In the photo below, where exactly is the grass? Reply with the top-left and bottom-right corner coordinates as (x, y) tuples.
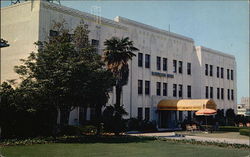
(1, 139), (249, 157)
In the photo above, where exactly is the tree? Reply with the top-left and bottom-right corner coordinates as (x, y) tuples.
(104, 37), (139, 107)
(14, 21), (114, 126)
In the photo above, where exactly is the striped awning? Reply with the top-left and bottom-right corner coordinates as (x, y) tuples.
(157, 99), (217, 111)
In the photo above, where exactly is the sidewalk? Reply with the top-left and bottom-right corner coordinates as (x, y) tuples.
(129, 132), (250, 145)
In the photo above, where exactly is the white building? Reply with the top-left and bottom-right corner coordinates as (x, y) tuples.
(1, 1), (237, 128)
(237, 97), (250, 116)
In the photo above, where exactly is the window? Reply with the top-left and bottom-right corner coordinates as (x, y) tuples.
(145, 54), (150, 68)
(221, 88), (224, 100)
(91, 39), (99, 47)
(187, 63), (191, 75)
(217, 67), (220, 78)
(178, 61), (183, 74)
(227, 89), (230, 100)
(217, 88), (220, 99)
(179, 84), (183, 97)
(138, 80), (143, 95)
(145, 108), (150, 121)
(173, 60), (177, 73)
(205, 64), (208, 76)
(210, 87), (213, 98)
(137, 108), (143, 120)
(157, 56), (161, 70)
(231, 90), (234, 100)
(179, 111), (183, 121)
(221, 67), (224, 78)
(227, 69), (230, 80)
(173, 84), (177, 97)
(138, 53), (143, 67)
(231, 70), (234, 80)
(163, 58), (167, 71)
(187, 85), (191, 98)
(205, 86), (209, 98)
(49, 30), (59, 36)
(145, 81), (150, 95)
(157, 82), (161, 96)
(210, 65), (213, 76)
(163, 83), (167, 96)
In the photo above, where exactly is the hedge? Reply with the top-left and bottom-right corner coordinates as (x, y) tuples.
(218, 126), (248, 132)
(239, 129), (250, 137)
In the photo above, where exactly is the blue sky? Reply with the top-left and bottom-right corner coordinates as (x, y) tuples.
(1, 1), (249, 103)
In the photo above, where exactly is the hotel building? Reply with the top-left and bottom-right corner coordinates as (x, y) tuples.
(1, 1), (237, 128)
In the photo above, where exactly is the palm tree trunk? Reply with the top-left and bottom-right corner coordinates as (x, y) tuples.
(115, 85), (122, 107)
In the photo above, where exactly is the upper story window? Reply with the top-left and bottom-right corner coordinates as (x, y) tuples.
(209, 65), (213, 76)
(157, 56), (161, 70)
(163, 83), (168, 96)
(231, 70), (234, 80)
(227, 69), (230, 80)
(227, 89), (230, 100)
(221, 88), (224, 100)
(217, 88), (220, 99)
(163, 58), (168, 71)
(187, 63), (191, 75)
(91, 39), (99, 47)
(205, 64), (208, 76)
(145, 54), (150, 68)
(145, 81), (150, 95)
(178, 61), (183, 74)
(157, 82), (161, 96)
(205, 86), (209, 98)
(138, 80), (143, 95)
(49, 30), (59, 37)
(187, 85), (192, 98)
(217, 67), (220, 78)
(173, 84), (177, 97)
(179, 84), (183, 97)
(138, 53), (143, 67)
(231, 89), (234, 100)
(173, 60), (177, 73)
(221, 67), (224, 78)
(210, 87), (213, 98)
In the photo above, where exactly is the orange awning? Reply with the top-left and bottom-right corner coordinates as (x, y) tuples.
(157, 99), (217, 111)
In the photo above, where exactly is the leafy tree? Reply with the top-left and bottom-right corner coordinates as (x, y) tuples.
(14, 21), (114, 126)
(226, 108), (236, 126)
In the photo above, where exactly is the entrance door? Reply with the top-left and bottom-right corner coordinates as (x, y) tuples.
(160, 111), (171, 128)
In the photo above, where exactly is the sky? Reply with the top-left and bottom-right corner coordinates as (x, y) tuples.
(1, 0), (249, 103)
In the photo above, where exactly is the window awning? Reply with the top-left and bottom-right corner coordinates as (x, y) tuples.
(157, 99), (217, 111)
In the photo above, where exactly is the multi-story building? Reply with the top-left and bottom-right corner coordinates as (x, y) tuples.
(1, 0), (237, 128)
(237, 97), (250, 116)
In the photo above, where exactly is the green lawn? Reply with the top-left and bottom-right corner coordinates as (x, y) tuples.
(1, 140), (248, 157)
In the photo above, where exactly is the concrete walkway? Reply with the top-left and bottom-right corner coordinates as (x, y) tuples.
(129, 132), (250, 145)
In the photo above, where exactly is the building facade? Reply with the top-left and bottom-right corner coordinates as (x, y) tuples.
(237, 97), (250, 116)
(1, 1), (237, 127)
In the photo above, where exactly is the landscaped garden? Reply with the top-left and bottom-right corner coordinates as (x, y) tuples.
(0, 136), (249, 157)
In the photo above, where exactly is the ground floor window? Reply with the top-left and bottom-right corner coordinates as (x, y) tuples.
(145, 108), (150, 121)
(138, 107), (143, 120)
(179, 111), (183, 121)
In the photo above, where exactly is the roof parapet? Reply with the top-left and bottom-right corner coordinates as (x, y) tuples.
(196, 46), (235, 59)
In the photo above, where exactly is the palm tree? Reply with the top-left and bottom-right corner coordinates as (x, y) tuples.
(104, 37), (139, 107)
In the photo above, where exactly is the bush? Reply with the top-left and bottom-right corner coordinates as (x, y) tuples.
(59, 125), (80, 136)
(127, 118), (156, 132)
(239, 129), (250, 137)
(80, 125), (97, 135)
(219, 126), (249, 132)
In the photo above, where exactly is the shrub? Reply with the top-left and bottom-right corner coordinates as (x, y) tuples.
(239, 129), (250, 137)
(219, 126), (240, 132)
(126, 118), (156, 132)
(59, 125), (80, 136)
(80, 125), (97, 135)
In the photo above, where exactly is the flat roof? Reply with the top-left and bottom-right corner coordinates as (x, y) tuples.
(196, 46), (235, 59)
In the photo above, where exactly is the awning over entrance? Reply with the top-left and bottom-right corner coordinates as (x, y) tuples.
(157, 99), (217, 111)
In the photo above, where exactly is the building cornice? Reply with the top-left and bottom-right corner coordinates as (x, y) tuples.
(114, 16), (194, 43)
(196, 46), (235, 59)
(40, 1), (127, 30)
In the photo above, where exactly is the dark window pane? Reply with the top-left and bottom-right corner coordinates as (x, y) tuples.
(163, 58), (167, 71)
(227, 69), (230, 80)
(157, 56), (161, 70)
(231, 90), (234, 100)
(231, 70), (234, 80)
(221, 88), (224, 99)
(145, 81), (150, 95)
(217, 67), (220, 78)
(179, 84), (183, 97)
(205, 64), (208, 76)
(173, 84), (177, 97)
(145, 108), (150, 121)
(157, 82), (161, 96)
(187, 85), (191, 98)
(173, 60), (177, 73)
(210, 87), (213, 98)
(138, 53), (143, 67)
(163, 83), (167, 96)
(210, 65), (213, 76)
(217, 88), (220, 99)
(178, 61), (183, 74)
(221, 67), (224, 78)
(138, 80), (143, 94)
(145, 54), (150, 68)
(187, 63), (191, 75)
(205, 86), (209, 98)
(138, 108), (143, 120)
